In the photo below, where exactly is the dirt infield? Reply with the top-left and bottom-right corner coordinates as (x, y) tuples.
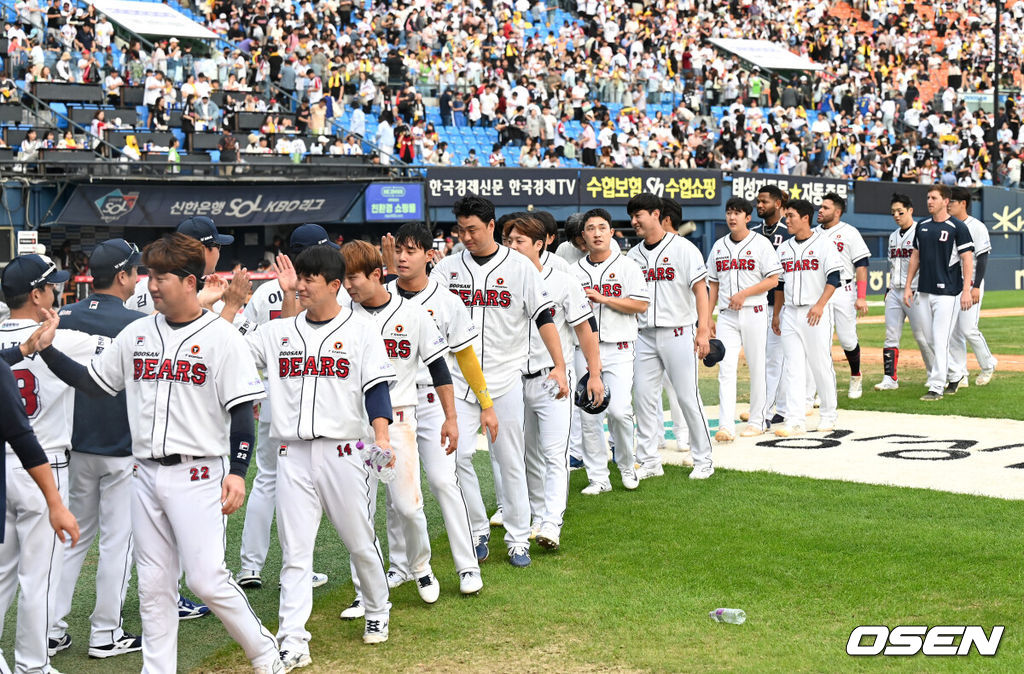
(859, 306), (1024, 324)
(832, 345), (1024, 372)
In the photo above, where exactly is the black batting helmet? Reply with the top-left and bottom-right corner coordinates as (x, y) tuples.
(574, 372), (610, 414)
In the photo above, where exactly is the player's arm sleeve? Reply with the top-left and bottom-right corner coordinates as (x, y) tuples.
(228, 402), (256, 478)
(417, 310), (449, 366)
(688, 246), (709, 288)
(955, 221), (974, 253)
(974, 252), (988, 282)
(360, 331), (398, 392)
(0, 361), (48, 470)
(364, 381), (393, 423)
(564, 281), (594, 326)
(853, 258), (869, 268)
(39, 346), (112, 396)
(427, 357), (452, 387)
(454, 345), (493, 409)
(0, 346), (24, 365)
(523, 263), (556, 319)
(826, 271), (842, 288)
(216, 330), (267, 410)
(850, 230), (871, 263)
(975, 226), (992, 256)
(534, 310), (554, 329)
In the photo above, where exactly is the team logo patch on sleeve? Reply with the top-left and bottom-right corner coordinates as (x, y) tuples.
(279, 444), (288, 456)
(89, 300), (99, 309)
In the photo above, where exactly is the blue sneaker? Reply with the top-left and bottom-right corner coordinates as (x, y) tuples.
(568, 456), (584, 470)
(475, 533), (489, 562)
(178, 594), (210, 620)
(508, 544), (531, 568)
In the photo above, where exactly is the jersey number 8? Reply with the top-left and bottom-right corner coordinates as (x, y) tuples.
(14, 370), (40, 419)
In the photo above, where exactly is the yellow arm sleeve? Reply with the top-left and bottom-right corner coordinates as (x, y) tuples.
(454, 345), (493, 410)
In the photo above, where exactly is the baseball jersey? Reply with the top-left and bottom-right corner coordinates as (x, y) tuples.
(88, 311), (265, 460)
(526, 266), (593, 373)
(244, 278), (352, 325)
(555, 238), (619, 266)
(962, 215), (991, 285)
(431, 246), (555, 399)
(0, 320), (107, 453)
(387, 278), (478, 390)
(913, 216), (974, 295)
(540, 249), (571, 273)
(627, 232), (705, 329)
(751, 220), (792, 250)
(776, 231), (844, 306)
(886, 224), (918, 290)
(706, 231), (783, 310)
(571, 249), (650, 342)
(349, 294), (449, 408)
(814, 220), (870, 282)
(128, 277), (248, 328)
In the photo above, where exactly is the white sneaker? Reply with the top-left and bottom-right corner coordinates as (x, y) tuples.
(874, 376), (898, 391)
(362, 618), (389, 644)
(311, 572), (328, 588)
(679, 452), (694, 467)
(620, 468), (639, 490)
(459, 571), (483, 594)
(489, 508), (504, 527)
(739, 425), (763, 437)
(977, 361), (997, 386)
(339, 599), (364, 620)
(415, 572), (440, 604)
(529, 519), (542, 540)
(848, 375), (863, 399)
(817, 420), (836, 433)
(385, 569), (407, 589)
(253, 658), (285, 674)
(714, 428), (734, 443)
(774, 424), (806, 437)
(280, 650), (312, 672)
(581, 480), (611, 495)
(636, 464), (664, 480)
(689, 465), (715, 480)
(536, 522), (560, 550)
(236, 568), (262, 588)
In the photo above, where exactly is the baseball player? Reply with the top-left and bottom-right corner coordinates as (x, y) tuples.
(431, 195), (567, 568)
(656, 198), (689, 451)
(48, 240), (145, 660)
(771, 199), (843, 437)
(814, 192), (871, 399)
(946, 187), (997, 388)
(706, 197), (782, 441)
(36, 234), (284, 674)
(751, 185), (792, 425)
(503, 214), (602, 549)
(244, 244), (398, 665)
(875, 194), (936, 390)
(534, 210), (573, 274)
(624, 194), (714, 480)
(554, 213), (588, 471)
(572, 207), (650, 492)
(234, 224), (346, 590)
(904, 185), (975, 401)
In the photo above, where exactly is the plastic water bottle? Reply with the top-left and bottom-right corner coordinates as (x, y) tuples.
(357, 441), (396, 483)
(709, 608), (746, 624)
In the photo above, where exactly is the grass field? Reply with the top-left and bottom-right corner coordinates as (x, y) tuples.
(4, 294), (1022, 672)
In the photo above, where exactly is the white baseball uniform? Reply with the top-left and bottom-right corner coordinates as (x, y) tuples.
(0, 322), (104, 674)
(431, 246), (555, 549)
(884, 223), (936, 375)
(707, 231), (783, 434)
(347, 294), (448, 596)
(384, 278), (479, 579)
(751, 220), (791, 419)
(236, 279), (350, 577)
(540, 249), (571, 274)
(555, 241), (585, 266)
(776, 232), (843, 428)
(87, 311), (279, 673)
(814, 220), (870, 352)
(244, 308), (396, 657)
(572, 249), (649, 483)
(947, 214), (995, 381)
(626, 233), (713, 471)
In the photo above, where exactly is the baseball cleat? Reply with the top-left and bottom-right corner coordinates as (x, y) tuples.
(813, 395), (821, 408)
(770, 413), (785, 425)
(312, 572), (329, 588)
(848, 375), (863, 399)
(340, 599), (364, 620)
(739, 425), (764, 437)
(48, 633), (72, 656)
(774, 424), (806, 437)
(177, 595), (210, 620)
(529, 519), (542, 540)
(536, 523), (560, 550)
(489, 508), (504, 528)
(508, 544), (531, 568)
(689, 465), (715, 480)
(817, 421), (836, 433)
(385, 569), (408, 589)
(416, 573), (440, 604)
(581, 480), (611, 495)
(874, 377), (899, 391)
(459, 571), (483, 594)
(279, 650), (312, 672)
(739, 411), (750, 422)
(620, 468), (639, 490)
(976, 366), (995, 386)
(88, 632), (142, 659)
(236, 569), (262, 589)
(475, 533), (490, 562)
(253, 657), (285, 674)
(944, 378), (963, 395)
(636, 464), (664, 480)
(568, 455), (584, 470)
(920, 391), (944, 401)
(714, 429), (735, 443)
(362, 619), (389, 644)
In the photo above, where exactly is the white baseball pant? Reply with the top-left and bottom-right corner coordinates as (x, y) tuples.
(582, 344), (636, 483)
(830, 282), (859, 350)
(662, 374), (687, 446)
(132, 456), (279, 674)
(352, 410), (431, 592)
(948, 287), (995, 381)
(238, 400), (276, 575)
(569, 348), (585, 461)
(51, 452), (134, 647)
(0, 452), (68, 674)
(634, 327), (713, 470)
(386, 386), (478, 577)
(765, 324), (786, 418)
(277, 439), (389, 656)
(454, 380), (531, 547)
(524, 370), (572, 530)
(717, 306), (770, 435)
(884, 289), (935, 373)
(918, 293), (959, 393)
(780, 306), (838, 428)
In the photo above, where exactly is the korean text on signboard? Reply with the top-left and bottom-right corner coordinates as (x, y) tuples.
(732, 172), (848, 206)
(582, 170), (721, 205)
(427, 168), (579, 206)
(365, 182), (424, 221)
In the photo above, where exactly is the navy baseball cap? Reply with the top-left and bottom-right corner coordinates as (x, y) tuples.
(1, 254), (70, 297)
(290, 224), (339, 253)
(177, 216), (234, 247)
(90, 238), (141, 278)
(702, 338), (726, 367)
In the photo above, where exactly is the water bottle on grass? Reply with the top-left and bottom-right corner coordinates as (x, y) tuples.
(709, 608), (746, 624)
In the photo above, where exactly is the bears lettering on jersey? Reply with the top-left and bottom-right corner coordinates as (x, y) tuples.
(277, 356), (352, 378)
(384, 339), (413, 359)
(451, 288), (513, 308)
(889, 247), (913, 259)
(589, 283), (623, 297)
(714, 259), (757, 272)
(643, 267), (676, 281)
(133, 358), (208, 385)
(782, 259), (820, 272)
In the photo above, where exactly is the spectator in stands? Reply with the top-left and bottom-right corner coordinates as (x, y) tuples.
(196, 95), (219, 131)
(218, 129), (239, 175)
(167, 137), (181, 173)
(375, 113), (394, 165)
(489, 142), (505, 167)
(103, 68), (123, 106)
(343, 135), (362, 155)
(295, 100), (310, 133)
(57, 130), (76, 149)
(310, 100), (328, 136)
(120, 134), (140, 162)
(349, 101), (365, 138)
(464, 148), (479, 167)
(18, 129), (39, 164)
